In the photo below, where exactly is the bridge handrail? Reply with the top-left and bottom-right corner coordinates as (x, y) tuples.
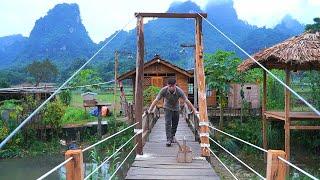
(108, 143), (138, 180)
(209, 137), (266, 179)
(278, 157), (319, 180)
(84, 131), (141, 180)
(37, 157), (73, 180)
(83, 122), (138, 152)
(208, 125), (267, 153)
(37, 122), (138, 179)
(208, 148), (239, 180)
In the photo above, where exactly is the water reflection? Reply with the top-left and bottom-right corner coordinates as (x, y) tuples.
(0, 155), (110, 180)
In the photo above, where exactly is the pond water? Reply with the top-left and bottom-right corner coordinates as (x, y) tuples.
(0, 155), (110, 180)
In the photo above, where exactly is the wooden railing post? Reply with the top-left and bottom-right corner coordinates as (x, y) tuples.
(65, 149), (84, 180)
(266, 150), (286, 180)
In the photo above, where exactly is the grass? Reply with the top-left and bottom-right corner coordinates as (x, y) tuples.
(70, 91), (122, 108)
(61, 106), (96, 125)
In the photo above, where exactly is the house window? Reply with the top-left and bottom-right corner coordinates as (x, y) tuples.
(206, 89), (212, 96)
(188, 83), (194, 94)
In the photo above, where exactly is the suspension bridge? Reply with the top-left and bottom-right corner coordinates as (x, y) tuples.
(1, 12), (319, 180)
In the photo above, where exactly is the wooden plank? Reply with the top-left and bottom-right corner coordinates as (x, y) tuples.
(195, 16), (210, 157)
(126, 114), (219, 179)
(135, 15), (144, 155)
(290, 126), (320, 130)
(128, 167), (217, 176)
(134, 12), (207, 18)
(126, 175), (219, 180)
(265, 111), (320, 120)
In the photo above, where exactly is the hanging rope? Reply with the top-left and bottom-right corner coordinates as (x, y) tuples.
(209, 137), (266, 180)
(108, 143), (138, 180)
(197, 13), (320, 116)
(278, 157), (319, 180)
(209, 125), (267, 153)
(84, 132), (140, 180)
(208, 148), (239, 180)
(0, 17), (135, 149)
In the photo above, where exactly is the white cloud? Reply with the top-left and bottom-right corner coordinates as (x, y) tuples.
(233, 0), (320, 28)
(0, 0), (318, 43)
(0, 0), (208, 42)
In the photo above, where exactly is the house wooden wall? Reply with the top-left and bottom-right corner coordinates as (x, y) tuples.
(228, 83), (260, 108)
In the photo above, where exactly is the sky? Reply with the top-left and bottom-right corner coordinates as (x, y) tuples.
(0, 0), (319, 43)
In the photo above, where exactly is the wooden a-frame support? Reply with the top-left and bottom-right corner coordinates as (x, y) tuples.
(134, 12), (209, 156)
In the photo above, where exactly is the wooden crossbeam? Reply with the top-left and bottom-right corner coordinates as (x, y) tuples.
(135, 12), (207, 18)
(290, 126), (320, 130)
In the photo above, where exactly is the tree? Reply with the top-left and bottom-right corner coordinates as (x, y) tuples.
(305, 17), (320, 33)
(25, 59), (58, 86)
(70, 69), (102, 89)
(0, 78), (10, 88)
(205, 50), (242, 128)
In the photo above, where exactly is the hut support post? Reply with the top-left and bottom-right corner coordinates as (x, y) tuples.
(195, 17), (210, 157)
(262, 70), (268, 160)
(114, 51), (119, 117)
(135, 15), (144, 155)
(284, 68), (291, 160)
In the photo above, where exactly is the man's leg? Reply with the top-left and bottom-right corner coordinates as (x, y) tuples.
(164, 109), (172, 146)
(171, 110), (179, 142)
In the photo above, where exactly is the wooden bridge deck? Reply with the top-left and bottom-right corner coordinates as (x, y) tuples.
(126, 114), (219, 179)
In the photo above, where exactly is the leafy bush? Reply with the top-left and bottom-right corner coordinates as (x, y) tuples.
(59, 89), (72, 105)
(42, 99), (66, 131)
(143, 86), (160, 106)
(0, 121), (9, 141)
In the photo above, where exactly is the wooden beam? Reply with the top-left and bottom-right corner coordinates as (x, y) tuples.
(65, 149), (84, 180)
(266, 150), (287, 180)
(290, 126), (320, 130)
(195, 17), (209, 157)
(284, 68), (291, 160)
(262, 70), (268, 159)
(134, 12), (207, 18)
(114, 51), (119, 116)
(135, 15), (144, 155)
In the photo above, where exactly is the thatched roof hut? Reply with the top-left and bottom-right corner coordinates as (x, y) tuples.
(237, 31), (320, 161)
(238, 32), (320, 72)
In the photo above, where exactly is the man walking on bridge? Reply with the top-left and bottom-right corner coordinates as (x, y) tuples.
(148, 78), (197, 147)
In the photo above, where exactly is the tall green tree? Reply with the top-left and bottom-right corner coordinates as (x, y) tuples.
(70, 69), (102, 88)
(205, 50), (242, 128)
(25, 59), (58, 86)
(305, 17), (320, 32)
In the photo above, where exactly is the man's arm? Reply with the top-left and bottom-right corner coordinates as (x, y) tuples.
(185, 98), (197, 114)
(178, 87), (197, 114)
(148, 98), (159, 113)
(147, 88), (164, 113)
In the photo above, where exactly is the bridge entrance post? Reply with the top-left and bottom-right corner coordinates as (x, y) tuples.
(195, 16), (210, 157)
(135, 15), (144, 155)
